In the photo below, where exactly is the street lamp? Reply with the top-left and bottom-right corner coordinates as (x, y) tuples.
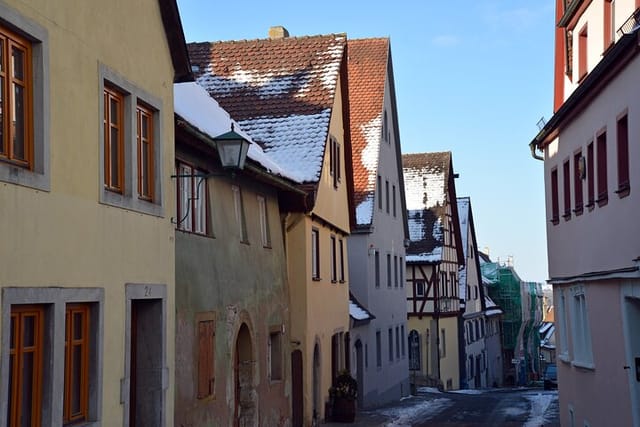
(212, 123), (251, 170)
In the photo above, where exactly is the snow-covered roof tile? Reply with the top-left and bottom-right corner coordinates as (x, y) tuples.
(347, 38), (389, 226)
(403, 152), (451, 262)
(349, 293), (375, 323)
(173, 82), (301, 183)
(188, 34), (346, 184)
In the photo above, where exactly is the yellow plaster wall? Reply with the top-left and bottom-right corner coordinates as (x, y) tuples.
(0, 0), (176, 421)
(439, 316), (460, 390)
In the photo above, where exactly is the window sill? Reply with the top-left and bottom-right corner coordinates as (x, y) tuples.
(176, 228), (213, 238)
(585, 201), (595, 211)
(263, 244), (272, 249)
(571, 360), (595, 370)
(615, 184), (630, 198)
(339, 280), (346, 284)
(562, 212), (572, 221)
(573, 207), (583, 216)
(312, 277), (321, 282)
(331, 280), (337, 284)
(597, 195), (608, 207)
(550, 217), (559, 225)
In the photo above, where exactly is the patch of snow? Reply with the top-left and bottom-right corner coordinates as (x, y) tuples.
(449, 389), (486, 395)
(380, 398), (453, 427)
(417, 387), (443, 394)
(403, 166), (445, 210)
(349, 300), (371, 321)
(503, 406), (528, 417)
(406, 247), (443, 263)
(523, 392), (555, 427)
(237, 109), (332, 183)
(356, 195), (374, 225)
(319, 42), (344, 90)
(173, 82), (300, 183)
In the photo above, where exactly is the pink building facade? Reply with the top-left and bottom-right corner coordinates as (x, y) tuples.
(530, 1), (640, 426)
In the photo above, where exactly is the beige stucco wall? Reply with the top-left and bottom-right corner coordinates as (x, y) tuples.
(286, 75), (351, 424)
(0, 0), (175, 423)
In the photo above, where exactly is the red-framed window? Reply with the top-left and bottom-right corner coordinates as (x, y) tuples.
(587, 142), (595, 208)
(103, 86), (124, 193)
(604, 0), (614, 49)
(563, 159), (571, 220)
(578, 25), (588, 80)
(616, 114), (630, 197)
(551, 168), (559, 224)
(573, 152), (584, 215)
(597, 131), (608, 206)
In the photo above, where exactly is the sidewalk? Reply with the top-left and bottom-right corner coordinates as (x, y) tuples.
(323, 411), (390, 427)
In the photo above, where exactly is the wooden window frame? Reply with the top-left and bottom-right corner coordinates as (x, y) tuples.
(586, 142), (595, 209)
(311, 228), (320, 280)
(257, 195), (271, 248)
(196, 314), (215, 399)
(136, 103), (154, 201)
(573, 151), (584, 215)
(329, 137), (341, 188)
(338, 239), (345, 283)
(596, 130), (608, 207)
(330, 235), (337, 283)
(175, 160), (208, 235)
(604, 0), (613, 49)
(0, 27), (33, 168)
(415, 280), (425, 297)
(8, 305), (44, 427)
(578, 25), (588, 81)
(232, 185), (248, 243)
(563, 159), (572, 220)
(616, 113), (630, 198)
(550, 167), (560, 224)
(64, 304), (90, 424)
(103, 85), (125, 193)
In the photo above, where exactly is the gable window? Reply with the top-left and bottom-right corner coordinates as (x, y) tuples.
(232, 185), (248, 242)
(616, 113), (630, 197)
(330, 235), (337, 283)
(104, 86), (124, 193)
(578, 25), (588, 80)
(573, 152), (584, 215)
(329, 137), (341, 188)
(197, 316), (215, 399)
(338, 238), (345, 282)
(563, 159), (571, 220)
(257, 195), (271, 247)
(392, 184), (397, 217)
(176, 161), (208, 235)
(136, 103), (154, 201)
(550, 168), (559, 224)
(597, 131), (608, 206)
(8, 305), (44, 426)
(586, 142), (595, 208)
(377, 175), (382, 209)
(0, 27), (31, 168)
(311, 228), (320, 280)
(385, 180), (390, 214)
(64, 304), (91, 424)
(374, 250), (380, 288)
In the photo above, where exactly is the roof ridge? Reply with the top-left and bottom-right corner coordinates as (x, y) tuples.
(193, 32), (347, 45)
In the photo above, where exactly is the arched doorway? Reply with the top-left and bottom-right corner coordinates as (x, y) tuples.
(235, 323), (256, 427)
(312, 343), (320, 422)
(354, 340), (364, 408)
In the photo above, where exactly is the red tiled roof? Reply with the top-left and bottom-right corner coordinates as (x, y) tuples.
(187, 34), (346, 183)
(347, 38), (389, 225)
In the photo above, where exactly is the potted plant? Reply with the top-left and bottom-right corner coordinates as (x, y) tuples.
(329, 370), (357, 422)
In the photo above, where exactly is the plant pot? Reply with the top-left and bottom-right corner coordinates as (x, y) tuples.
(332, 397), (356, 423)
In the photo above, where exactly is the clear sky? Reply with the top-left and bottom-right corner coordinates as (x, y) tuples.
(175, 0), (555, 283)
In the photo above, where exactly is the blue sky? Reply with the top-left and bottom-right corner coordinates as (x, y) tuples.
(176, 0), (555, 283)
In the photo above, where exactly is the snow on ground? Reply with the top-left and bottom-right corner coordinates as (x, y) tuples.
(449, 389), (487, 395)
(523, 392), (556, 427)
(417, 387), (442, 394)
(378, 398), (453, 427)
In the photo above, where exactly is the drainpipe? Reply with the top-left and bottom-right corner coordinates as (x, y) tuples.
(530, 142), (544, 161)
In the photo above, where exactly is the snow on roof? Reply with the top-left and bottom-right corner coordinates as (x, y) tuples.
(485, 295), (503, 316)
(354, 114), (382, 225)
(173, 82), (301, 183)
(349, 294), (375, 322)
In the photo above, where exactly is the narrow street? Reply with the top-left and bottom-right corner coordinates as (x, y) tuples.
(346, 387), (559, 427)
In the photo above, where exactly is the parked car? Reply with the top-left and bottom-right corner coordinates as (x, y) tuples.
(544, 364), (558, 390)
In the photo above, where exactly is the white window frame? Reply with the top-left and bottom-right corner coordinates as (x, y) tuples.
(257, 195), (271, 247)
(570, 284), (594, 368)
(232, 185), (248, 243)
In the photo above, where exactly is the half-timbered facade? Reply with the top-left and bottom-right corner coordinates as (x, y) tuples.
(188, 29), (352, 425)
(402, 152), (464, 390)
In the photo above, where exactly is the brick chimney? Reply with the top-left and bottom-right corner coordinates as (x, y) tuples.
(269, 26), (289, 39)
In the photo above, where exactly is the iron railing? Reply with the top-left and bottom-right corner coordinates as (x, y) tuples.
(617, 8), (640, 37)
